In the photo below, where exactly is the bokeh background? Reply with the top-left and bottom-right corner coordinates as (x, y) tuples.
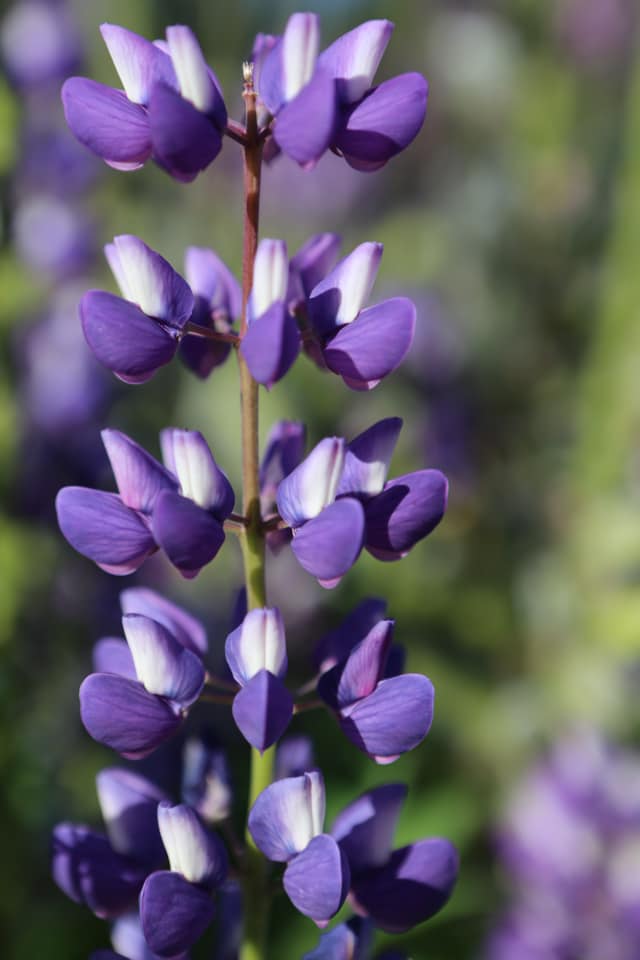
(1, 0), (640, 957)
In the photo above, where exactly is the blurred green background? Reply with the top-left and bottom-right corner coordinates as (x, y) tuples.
(1, 0), (640, 957)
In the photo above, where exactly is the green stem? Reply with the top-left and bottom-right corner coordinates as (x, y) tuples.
(237, 63), (273, 960)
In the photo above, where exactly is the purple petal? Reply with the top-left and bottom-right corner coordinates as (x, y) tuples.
(61, 77), (152, 165)
(318, 620), (394, 710)
(56, 487), (156, 575)
(288, 233), (342, 302)
(225, 607), (287, 685)
(340, 674), (434, 761)
(335, 73), (428, 171)
(319, 20), (394, 104)
(122, 614), (204, 705)
(303, 917), (373, 960)
(256, 36), (285, 114)
(232, 670), (293, 752)
(275, 735), (316, 781)
(281, 13), (320, 101)
(148, 81), (222, 182)
(100, 24), (175, 105)
(140, 870), (215, 957)
(351, 838), (458, 932)
(151, 489), (225, 579)
(166, 25), (225, 119)
(120, 587), (208, 656)
(96, 768), (167, 866)
(248, 239), (289, 320)
(308, 242), (382, 336)
(182, 739), (232, 823)
(81, 290), (178, 383)
(52, 823), (146, 918)
(157, 802), (227, 888)
(102, 428), (176, 513)
(291, 498), (364, 584)
(314, 597), (387, 672)
(260, 420), (307, 508)
(159, 428), (234, 518)
(80, 674), (181, 759)
(332, 784), (408, 873)
(184, 245), (241, 318)
(93, 638), (137, 680)
(337, 417), (402, 499)
(324, 298), (416, 390)
(111, 912), (183, 960)
(276, 437), (345, 528)
(105, 235), (194, 328)
(248, 771), (325, 861)
(179, 320), (231, 379)
(364, 470), (448, 559)
(283, 834), (350, 925)
(240, 301), (300, 388)
(274, 67), (337, 168)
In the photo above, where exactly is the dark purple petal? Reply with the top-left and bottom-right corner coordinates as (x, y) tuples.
(52, 823), (146, 918)
(232, 670), (293, 752)
(96, 768), (168, 866)
(81, 290), (178, 383)
(332, 784), (408, 874)
(303, 917), (373, 960)
(291, 498), (364, 584)
(288, 233), (341, 303)
(93, 638), (137, 680)
(274, 67), (337, 168)
(314, 597), (387, 672)
(283, 834), (350, 925)
(56, 487), (156, 575)
(122, 615), (205, 705)
(240, 301), (300, 388)
(80, 674), (181, 759)
(102, 428), (176, 513)
(260, 420), (307, 509)
(120, 586), (208, 656)
(151, 490), (225, 579)
(308, 242), (382, 337)
(319, 20), (394, 105)
(318, 620), (394, 710)
(158, 802), (227, 888)
(339, 674), (434, 761)
(351, 838), (458, 932)
(61, 77), (152, 165)
(364, 470), (448, 560)
(335, 73), (428, 171)
(184, 246), (241, 317)
(324, 298), (416, 390)
(182, 739), (232, 823)
(140, 870), (215, 957)
(248, 771), (325, 862)
(337, 417), (402, 499)
(179, 324), (231, 379)
(275, 735), (316, 780)
(149, 81), (222, 182)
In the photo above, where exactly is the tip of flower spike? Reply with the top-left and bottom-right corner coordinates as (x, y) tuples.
(243, 60), (254, 85)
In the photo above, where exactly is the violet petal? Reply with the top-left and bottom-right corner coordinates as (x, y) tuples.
(140, 870), (215, 957)
(105, 234), (194, 328)
(148, 81), (222, 183)
(61, 77), (152, 164)
(276, 437), (345, 528)
(308, 241), (383, 336)
(101, 428), (176, 513)
(314, 596), (387, 672)
(92, 637), (137, 680)
(337, 417), (402, 500)
(248, 771), (325, 862)
(225, 607), (287, 685)
(339, 674), (434, 761)
(157, 802), (227, 888)
(332, 784), (408, 873)
(274, 67), (337, 168)
(100, 24), (175, 105)
(319, 20), (394, 105)
(160, 428), (234, 518)
(120, 586), (208, 657)
(283, 834), (350, 925)
(151, 489), (225, 579)
(318, 620), (394, 710)
(232, 670), (293, 752)
(364, 470), (448, 559)
(122, 614), (205, 705)
(288, 233), (342, 303)
(96, 767), (168, 866)
(291, 498), (365, 583)
(240, 301), (300, 388)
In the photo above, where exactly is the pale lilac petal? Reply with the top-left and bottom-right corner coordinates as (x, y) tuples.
(157, 802), (227, 887)
(120, 587), (207, 656)
(140, 870), (215, 957)
(281, 13), (319, 101)
(101, 428), (176, 513)
(248, 771), (325, 861)
(291, 498), (364, 583)
(80, 291), (179, 383)
(151, 489), (225, 578)
(56, 487), (156, 575)
(288, 233), (341, 302)
(324, 298), (416, 389)
(184, 246), (241, 318)
(364, 470), (448, 560)
(283, 834), (350, 924)
(256, 35), (284, 114)
(122, 614), (205, 705)
(61, 77), (152, 164)
(232, 670), (293, 752)
(337, 417), (402, 499)
(92, 638), (136, 680)
(260, 420), (306, 507)
(314, 597), (387, 672)
(241, 300), (300, 388)
(166, 25), (224, 118)
(225, 607), (287, 685)
(319, 20), (394, 104)
(100, 24), (175, 105)
(107, 235), (194, 327)
(318, 620), (394, 710)
(332, 784), (408, 872)
(351, 838), (458, 932)
(149, 81), (222, 182)
(336, 73), (428, 171)
(276, 437), (345, 527)
(96, 768), (167, 865)
(249, 239), (289, 320)
(159, 428), (234, 517)
(79, 674), (181, 759)
(309, 242), (382, 336)
(340, 674), (434, 761)
(273, 66), (336, 168)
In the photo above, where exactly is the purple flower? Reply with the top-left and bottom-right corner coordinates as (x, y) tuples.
(314, 597), (387, 673)
(318, 619), (434, 764)
(81, 235), (194, 384)
(181, 738), (233, 824)
(259, 419), (306, 552)
(140, 802), (227, 956)
(62, 23), (227, 181)
(56, 427), (234, 578)
(332, 784), (458, 932)
(303, 916), (373, 959)
(248, 771), (350, 925)
(225, 607), (293, 752)
(179, 245), (241, 378)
